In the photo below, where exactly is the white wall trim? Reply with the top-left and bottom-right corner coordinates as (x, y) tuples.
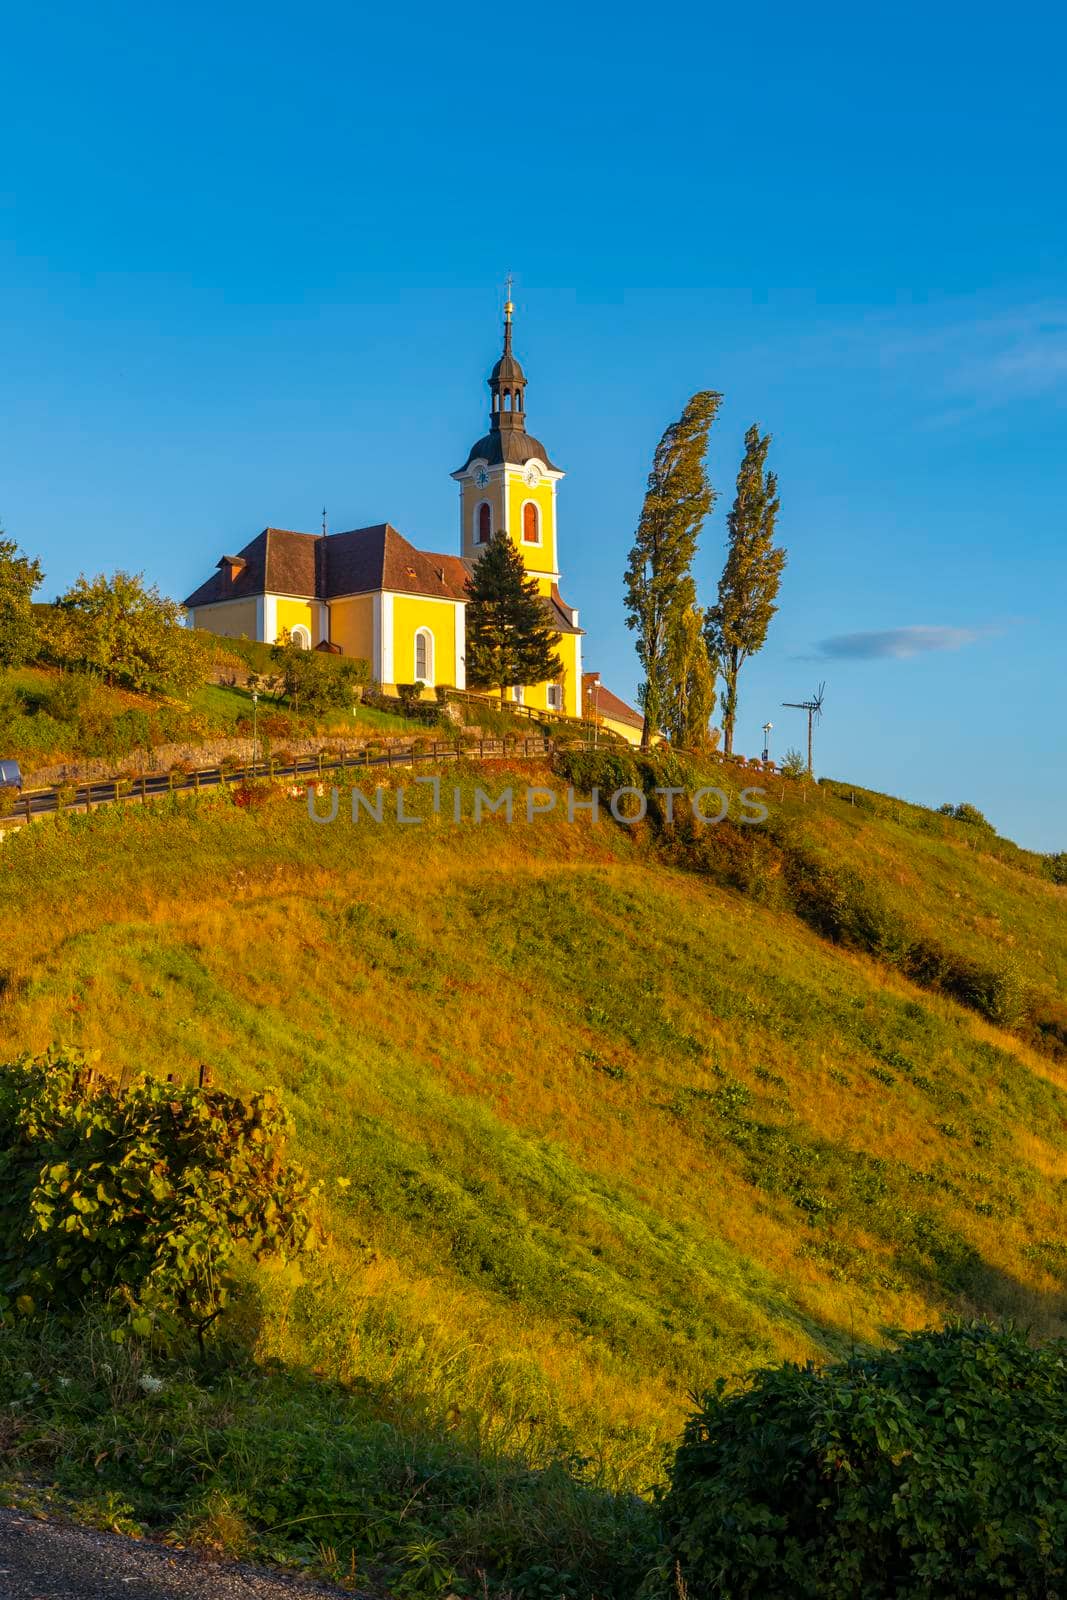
(454, 602), (466, 689)
(263, 594), (278, 644)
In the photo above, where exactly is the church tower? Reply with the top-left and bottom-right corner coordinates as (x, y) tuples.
(451, 291), (583, 717)
(452, 292), (565, 599)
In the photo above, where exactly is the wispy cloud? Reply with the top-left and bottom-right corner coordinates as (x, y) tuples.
(812, 624), (990, 661)
(758, 298), (1067, 428)
(871, 302), (1067, 426)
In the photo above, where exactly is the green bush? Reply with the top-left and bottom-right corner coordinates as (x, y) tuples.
(940, 800), (995, 831)
(396, 682), (424, 713)
(664, 1322), (1067, 1599)
(0, 785), (17, 818)
(1046, 851), (1067, 886)
(0, 1050), (319, 1347)
(553, 747), (638, 794)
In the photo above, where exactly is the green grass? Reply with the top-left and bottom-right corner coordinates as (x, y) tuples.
(0, 756), (1064, 1592)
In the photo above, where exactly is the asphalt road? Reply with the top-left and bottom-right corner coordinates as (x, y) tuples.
(0, 1511), (351, 1600)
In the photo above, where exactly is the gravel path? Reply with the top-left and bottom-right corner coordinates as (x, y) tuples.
(0, 1511), (352, 1600)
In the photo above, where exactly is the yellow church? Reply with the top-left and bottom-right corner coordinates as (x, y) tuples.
(185, 298), (585, 718)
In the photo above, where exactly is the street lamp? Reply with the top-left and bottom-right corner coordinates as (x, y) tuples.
(761, 721), (773, 763)
(252, 690), (259, 772)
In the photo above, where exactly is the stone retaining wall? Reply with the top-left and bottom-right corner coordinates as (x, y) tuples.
(23, 732), (425, 790)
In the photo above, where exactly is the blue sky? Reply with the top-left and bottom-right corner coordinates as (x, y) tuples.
(2, 2), (1064, 849)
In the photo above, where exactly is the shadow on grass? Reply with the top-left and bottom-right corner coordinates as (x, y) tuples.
(0, 1295), (661, 1600)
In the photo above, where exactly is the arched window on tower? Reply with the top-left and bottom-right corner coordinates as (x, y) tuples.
(477, 502), (491, 543)
(523, 501), (540, 544)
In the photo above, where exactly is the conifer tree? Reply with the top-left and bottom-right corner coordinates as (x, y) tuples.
(624, 391), (722, 747)
(464, 532), (563, 706)
(705, 425), (786, 755)
(663, 602), (718, 749)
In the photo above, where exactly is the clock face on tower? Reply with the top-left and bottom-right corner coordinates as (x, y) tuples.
(474, 466), (490, 488)
(523, 464), (542, 487)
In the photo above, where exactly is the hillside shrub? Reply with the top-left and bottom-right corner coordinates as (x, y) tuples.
(0, 1050), (319, 1347)
(396, 682), (424, 713)
(1046, 851), (1067, 886)
(553, 747), (638, 794)
(664, 1322), (1067, 1599)
(940, 801), (995, 831)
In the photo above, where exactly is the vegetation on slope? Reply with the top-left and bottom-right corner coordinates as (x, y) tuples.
(0, 754), (1064, 1591)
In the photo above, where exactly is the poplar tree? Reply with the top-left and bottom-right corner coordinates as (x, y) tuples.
(706, 424), (786, 755)
(624, 391), (722, 747)
(663, 603), (718, 749)
(464, 532), (563, 706)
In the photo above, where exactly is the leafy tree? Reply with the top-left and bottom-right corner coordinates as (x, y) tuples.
(624, 393), (721, 747)
(0, 1049), (319, 1349)
(939, 800), (994, 831)
(705, 424), (786, 755)
(270, 633), (366, 714)
(663, 603), (717, 749)
(0, 530), (44, 669)
(1046, 851), (1067, 886)
(41, 571), (207, 696)
(664, 1321), (1067, 1599)
(464, 531), (563, 706)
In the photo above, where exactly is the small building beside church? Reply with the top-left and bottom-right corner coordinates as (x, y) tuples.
(582, 672), (645, 746)
(185, 299), (584, 717)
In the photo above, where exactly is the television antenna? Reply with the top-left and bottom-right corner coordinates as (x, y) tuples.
(782, 683), (825, 777)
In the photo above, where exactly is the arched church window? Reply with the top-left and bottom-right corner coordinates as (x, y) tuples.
(415, 628), (433, 683)
(290, 625), (311, 650)
(523, 502), (540, 543)
(477, 502), (491, 543)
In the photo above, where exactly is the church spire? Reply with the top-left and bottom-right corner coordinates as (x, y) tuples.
(489, 278), (526, 432)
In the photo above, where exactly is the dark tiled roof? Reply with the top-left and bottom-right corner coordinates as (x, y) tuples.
(545, 595), (582, 636)
(185, 525), (470, 609)
(456, 430), (560, 472)
(185, 529), (271, 608)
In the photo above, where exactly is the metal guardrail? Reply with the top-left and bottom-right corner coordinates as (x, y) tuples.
(1, 735), (785, 831)
(1, 736), (554, 826)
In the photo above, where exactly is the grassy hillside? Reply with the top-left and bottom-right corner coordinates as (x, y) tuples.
(1, 754), (1064, 1589)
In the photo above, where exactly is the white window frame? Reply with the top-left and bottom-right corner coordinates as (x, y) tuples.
(414, 627), (434, 684)
(290, 624), (311, 650)
(520, 498), (542, 546)
(547, 683), (562, 710)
